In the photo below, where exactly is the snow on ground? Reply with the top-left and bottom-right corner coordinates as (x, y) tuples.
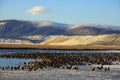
(0, 65), (120, 80)
(0, 39), (32, 44)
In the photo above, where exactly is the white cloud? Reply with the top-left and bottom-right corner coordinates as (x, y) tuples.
(27, 6), (45, 15)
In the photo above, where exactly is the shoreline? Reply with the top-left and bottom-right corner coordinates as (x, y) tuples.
(0, 44), (120, 50)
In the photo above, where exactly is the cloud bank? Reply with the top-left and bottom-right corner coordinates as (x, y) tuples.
(27, 6), (45, 15)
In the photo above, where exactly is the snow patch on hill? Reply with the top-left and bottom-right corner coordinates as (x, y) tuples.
(0, 22), (7, 26)
(0, 38), (32, 44)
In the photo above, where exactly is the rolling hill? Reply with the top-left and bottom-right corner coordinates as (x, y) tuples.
(40, 34), (120, 46)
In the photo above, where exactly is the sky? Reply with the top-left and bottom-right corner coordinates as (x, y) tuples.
(0, 0), (120, 25)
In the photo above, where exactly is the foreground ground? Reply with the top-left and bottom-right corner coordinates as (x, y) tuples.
(0, 50), (120, 80)
(0, 65), (120, 80)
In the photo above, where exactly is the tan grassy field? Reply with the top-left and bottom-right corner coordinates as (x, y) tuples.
(0, 44), (120, 50)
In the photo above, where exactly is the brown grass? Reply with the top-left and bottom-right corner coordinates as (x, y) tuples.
(0, 44), (120, 50)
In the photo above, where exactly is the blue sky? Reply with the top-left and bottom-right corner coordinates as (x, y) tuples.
(0, 0), (120, 25)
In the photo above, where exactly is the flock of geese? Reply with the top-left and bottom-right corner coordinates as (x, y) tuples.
(0, 53), (120, 71)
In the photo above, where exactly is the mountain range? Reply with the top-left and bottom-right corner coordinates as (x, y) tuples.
(0, 20), (120, 38)
(0, 20), (120, 45)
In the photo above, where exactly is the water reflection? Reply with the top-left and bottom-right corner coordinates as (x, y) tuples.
(0, 58), (32, 67)
(0, 49), (120, 55)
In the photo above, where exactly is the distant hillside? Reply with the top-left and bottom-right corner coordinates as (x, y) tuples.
(0, 20), (68, 38)
(67, 24), (120, 35)
(0, 20), (120, 38)
(40, 34), (120, 46)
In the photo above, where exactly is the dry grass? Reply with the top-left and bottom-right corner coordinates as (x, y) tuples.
(0, 44), (120, 50)
(40, 34), (120, 45)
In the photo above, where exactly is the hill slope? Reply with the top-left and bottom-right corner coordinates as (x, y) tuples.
(40, 34), (120, 46)
(0, 20), (68, 38)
